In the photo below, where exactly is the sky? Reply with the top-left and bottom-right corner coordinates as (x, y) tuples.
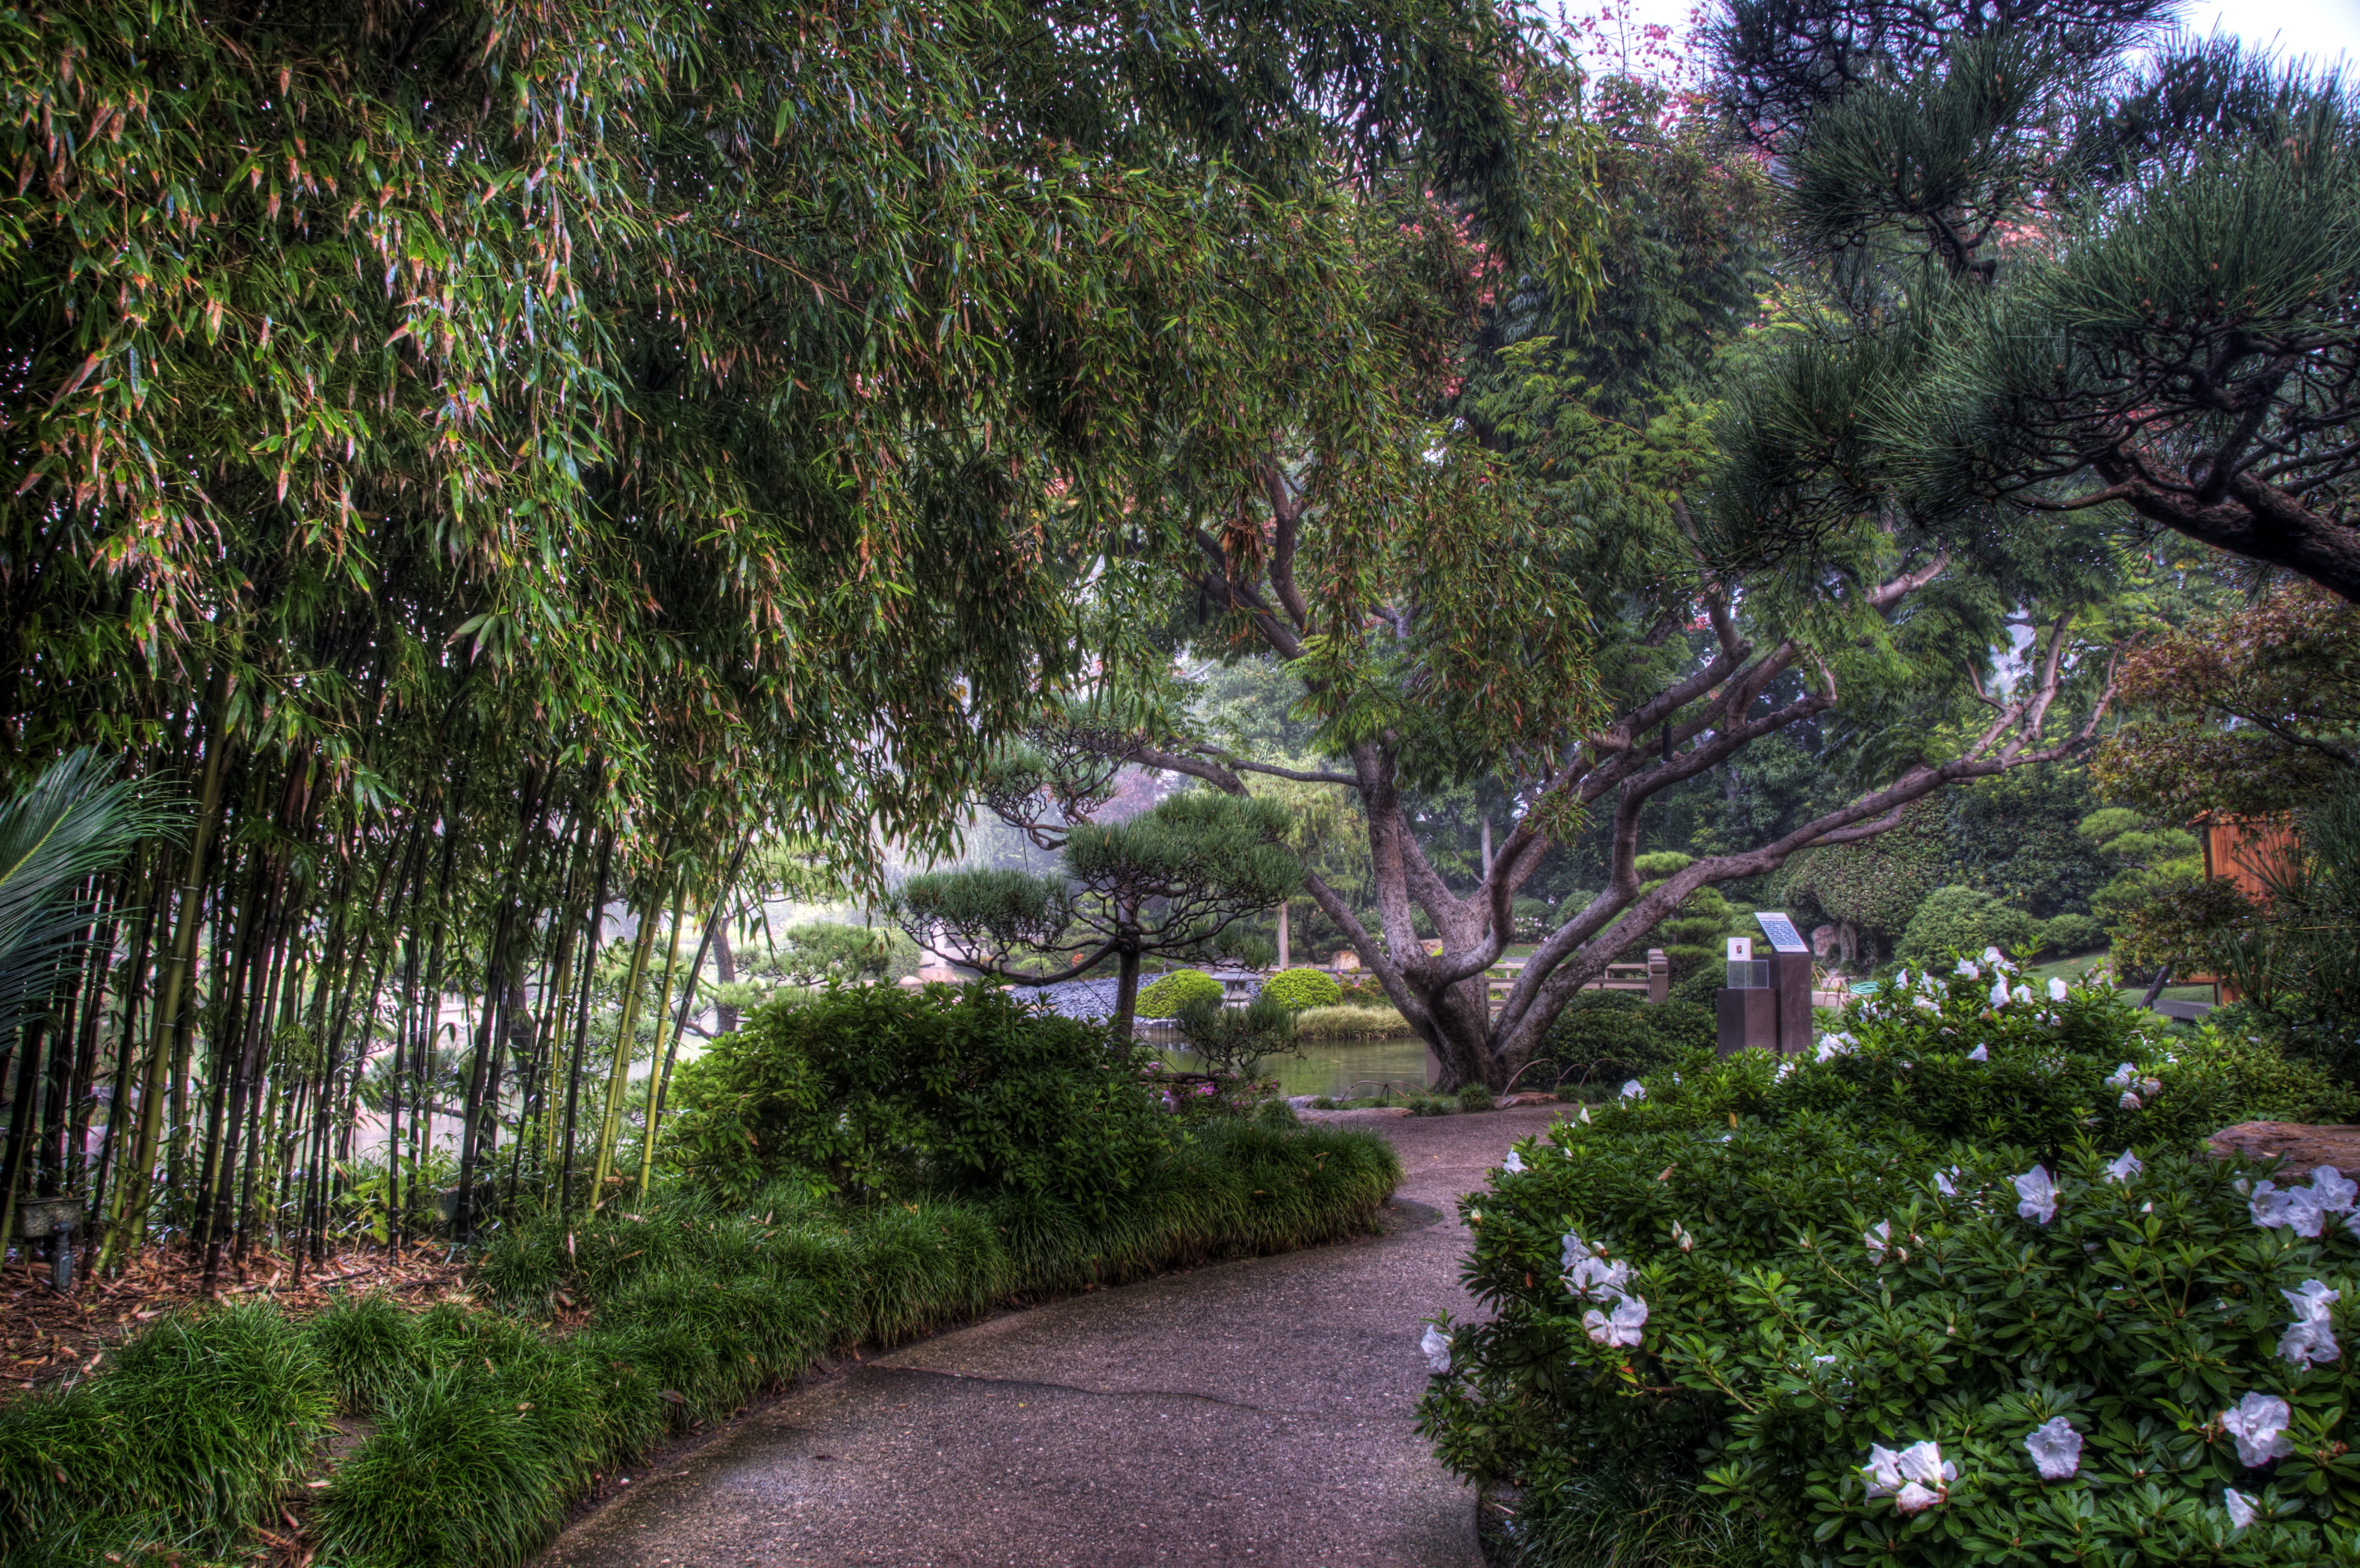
(1568, 0), (2360, 81)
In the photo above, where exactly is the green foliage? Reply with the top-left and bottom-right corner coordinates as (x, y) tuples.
(1263, 967), (1344, 1009)
(662, 983), (1170, 1213)
(1782, 798), (1951, 953)
(1138, 968), (1226, 1019)
(0, 1304), (332, 1568)
(1176, 992), (1302, 1082)
(1944, 766), (2111, 920)
(1542, 993), (1716, 1089)
(1295, 1002), (1414, 1039)
(1896, 886), (2041, 966)
(2041, 912), (2108, 956)
(1426, 1121), (2360, 1567)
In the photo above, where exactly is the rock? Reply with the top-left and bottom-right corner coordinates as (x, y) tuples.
(1811, 923), (1840, 959)
(1297, 1106), (1414, 1122)
(2208, 1121), (2360, 1177)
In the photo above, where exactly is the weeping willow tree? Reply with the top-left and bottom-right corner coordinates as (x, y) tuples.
(0, 0), (1596, 1285)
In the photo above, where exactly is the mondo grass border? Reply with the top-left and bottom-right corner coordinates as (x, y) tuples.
(0, 1121), (1401, 1568)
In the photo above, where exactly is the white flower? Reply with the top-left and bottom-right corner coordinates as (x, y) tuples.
(1863, 1440), (1953, 1508)
(1577, 1104), (1592, 1124)
(1981, 946), (2008, 968)
(2282, 1316), (2341, 1368)
(2105, 1062), (2137, 1088)
(2224, 1488), (2258, 1531)
(1502, 1149), (1526, 1175)
(2106, 1150), (2143, 1183)
(1966, 1043), (1988, 1062)
(1896, 968), (1911, 989)
(1671, 1221), (1695, 1252)
(1620, 1080), (1646, 1101)
(2251, 1180), (2294, 1228)
(1934, 1168), (1957, 1196)
(2025, 1416), (2082, 1480)
(1565, 1254), (1633, 1301)
(2280, 1279), (2342, 1368)
(1864, 1220), (1892, 1262)
(2315, 1166), (2359, 1213)
(1774, 1060), (1795, 1080)
(2013, 983), (2035, 1004)
(1990, 977), (2010, 1008)
(2049, 977), (2069, 1001)
(1816, 1034), (1853, 1063)
(1560, 1231), (1595, 1272)
(2222, 1392), (2294, 1466)
(2013, 1164), (2058, 1225)
(1955, 957), (1980, 978)
(1420, 1325), (1452, 1373)
(1583, 1293), (1648, 1348)
(2119, 1091), (2143, 1110)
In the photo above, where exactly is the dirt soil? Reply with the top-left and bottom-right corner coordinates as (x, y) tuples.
(0, 1245), (465, 1401)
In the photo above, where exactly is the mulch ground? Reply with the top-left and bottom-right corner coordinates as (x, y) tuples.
(0, 1244), (466, 1400)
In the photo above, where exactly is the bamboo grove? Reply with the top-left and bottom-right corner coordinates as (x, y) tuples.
(0, 0), (1578, 1284)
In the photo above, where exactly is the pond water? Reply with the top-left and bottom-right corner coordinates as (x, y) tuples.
(1154, 1033), (1434, 1099)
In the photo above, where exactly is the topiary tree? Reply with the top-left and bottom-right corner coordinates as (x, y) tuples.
(890, 791), (1300, 1038)
(2040, 912), (2108, 956)
(1261, 967), (1344, 1009)
(1780, 797), (1949, 965)
(1136, 968), (1225, 1020)
(1630, 851), (1735, 986)
(1173, 992), (1302, 1085)
(1895, 885), (2042, 966)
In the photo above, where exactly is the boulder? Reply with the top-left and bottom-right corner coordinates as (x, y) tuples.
(2208, 1121), (2360, 1177)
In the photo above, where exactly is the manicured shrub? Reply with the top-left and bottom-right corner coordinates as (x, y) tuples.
(2040, 911), (2108, 956)
(1425, 1126), (2360, 1567)
(1261, 966), (1343, 1009)
(1137, 967), (1225, 1018)
(1541, 992), (1713, 1088)
(662, 980), (1171, 1212)
(1421, 961), (2360, 1567)
(1896, 884), (2041, 965)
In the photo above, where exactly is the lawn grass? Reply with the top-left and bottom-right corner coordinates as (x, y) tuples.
(0, 1120), (1401, 1568)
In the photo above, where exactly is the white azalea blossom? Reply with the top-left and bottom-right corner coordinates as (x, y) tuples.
(1863, 1440), (1954, 1511)
(1620, 1080), (1646, 1101)
(1955, 957), (1980, 978)
(1982, 946), (2010, 970)
(2013, 1164), (2058, 1224)
(1816, 1034), (1854, 1063)
(1966, 1044), (1989, 1062)
(2049, 977), (2069, 1001)
(2223, 1392), (2295, 1466)
(2225, 1488), (2258, 1531)
(1990, 976), (2011, 1008)
(2106, 1150), (2143, 1183)
(2025, 1416), (2083, 1481)
(1577, 1104), (1592, 1124)
(2252, 1168), (2359, 1236)
(1565, 1254), (1633, 1301)
(1420, 1325), (1452, 1373)
(2119, 1091), (2143, 1110)
(1864, 1220), (1892, 1262)
(1502, 1149), (1526, 1175)
(1583, 1293), (1648, 1348)
(1934, 1168), (1957, 1196)
(1560, 1231), (1596, 1272)
(2280, 1280), (2342, 1368)
(2105, 1063), (2137, 1088)
(1774, 1060), (1795, 1080)
(1671, 1220), (1695, 1252)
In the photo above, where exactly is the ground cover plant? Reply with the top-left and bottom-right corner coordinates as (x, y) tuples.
(0, 984), (1403, 1568)
(1420, 961), (2360, 1567)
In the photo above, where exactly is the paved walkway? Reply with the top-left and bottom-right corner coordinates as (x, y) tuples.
(538, 1105), (1562, 1568)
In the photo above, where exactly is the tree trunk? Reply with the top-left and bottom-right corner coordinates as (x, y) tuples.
(1112, 945), (1143, 1042)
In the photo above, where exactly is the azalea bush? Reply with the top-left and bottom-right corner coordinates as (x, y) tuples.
(1419, 961), (2360, 1567)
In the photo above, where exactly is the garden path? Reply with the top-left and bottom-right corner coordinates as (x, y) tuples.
(535, 1104), (1563, 1568)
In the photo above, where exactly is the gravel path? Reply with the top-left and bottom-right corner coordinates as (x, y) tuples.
(535, 1106), (1561, 1568)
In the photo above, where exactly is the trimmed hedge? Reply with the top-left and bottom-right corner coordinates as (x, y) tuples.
(1263, 967), (1344, 1009)
(1137, 968), (1224, 1018)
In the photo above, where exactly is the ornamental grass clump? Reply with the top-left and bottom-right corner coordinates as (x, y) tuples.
(1419, 963), (2360, 1567)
